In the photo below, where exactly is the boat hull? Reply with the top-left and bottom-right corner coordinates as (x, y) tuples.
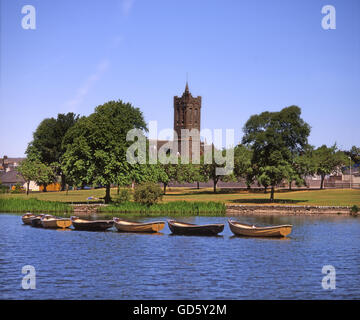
(71, 219), (114, 231)
(56, 220), (72, 229)
(30, 217), (43, 228)
(22, 214), (36, 225)
(41, 217), (72, 229)
(168, 220), (224, 236)
(114, 218), (165, 233)
(228, 220), (292, 237)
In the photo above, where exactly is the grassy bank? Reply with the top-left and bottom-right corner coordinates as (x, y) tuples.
(98, 201), (226, 216)
(0, 198), (73, 213)
(1, 188), (359, 207)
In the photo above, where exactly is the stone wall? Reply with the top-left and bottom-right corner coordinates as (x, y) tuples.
(72, 204), (103, 216)
(226, 204), (353, 216)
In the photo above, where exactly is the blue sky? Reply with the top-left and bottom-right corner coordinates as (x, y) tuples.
(1, 0), (359, 157)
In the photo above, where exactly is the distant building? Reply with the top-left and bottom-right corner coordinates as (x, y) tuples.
(152, 83), (205, 160)
(0, 156), (25, 172)
(0, 170), (40, 191)
(0, 156), (41, 191)
(0, 170), (25, 189)
(174, 82), (202, 159)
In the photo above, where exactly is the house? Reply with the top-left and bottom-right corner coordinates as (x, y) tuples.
(0, 169), (40, 191)
(0, 156), (25, 172)
(0, 170), (25, 189)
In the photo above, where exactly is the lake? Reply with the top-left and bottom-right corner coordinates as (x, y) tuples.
(1, 213), (359, 299)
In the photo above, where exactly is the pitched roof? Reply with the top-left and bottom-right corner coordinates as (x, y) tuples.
(0, 170), (25, 184)
(0, 157), (25, 165)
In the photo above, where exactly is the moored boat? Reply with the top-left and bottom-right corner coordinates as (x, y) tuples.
(228, 219), (292, 237)
(70, 216), (114, 231)
(167, 219), (224, 236)
(113, 217), (165, 233)
(22, 213), (36, 225)
(30, 214), (46, 228)
(41, 215), (72, 229)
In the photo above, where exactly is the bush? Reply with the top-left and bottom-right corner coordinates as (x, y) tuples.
(114, 188), (131, 204)
(11, 183), (24, 194)
(0, 185), (9, 194)
(351, 205), (359, 215)
(134, 182), (163, 206)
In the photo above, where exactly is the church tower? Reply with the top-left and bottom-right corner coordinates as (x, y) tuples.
(173, 82), (201, 160)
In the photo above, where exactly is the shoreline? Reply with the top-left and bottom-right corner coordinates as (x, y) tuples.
(226, 204), (356, 216)
(0, 202), (357, 217)
(73, 203), (357, 217)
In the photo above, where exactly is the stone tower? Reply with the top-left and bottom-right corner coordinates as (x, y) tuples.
(173, 82), (201, 160)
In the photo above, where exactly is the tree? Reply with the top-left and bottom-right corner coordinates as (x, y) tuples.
(233, 144), (253, 189)
(134, 182), (163, 206)
(18, 159), (56, 192)
(62, 100), (147, 203)
(18, 159), (56, 193)
(17, 159), (37, 195)
(312, 144), (347, 189)
(242, 106), (310, 201)
(35, 162), (57, 192)
(26, 112), (79, 190)
(157, 161), (177, 194)
(344, 146), (360, 164)
(157, 157), (201, 194)
(287, 147), (317, 190)
(200, 147), (234, 193)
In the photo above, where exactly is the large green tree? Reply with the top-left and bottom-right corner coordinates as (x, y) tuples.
(242, 106), (310, 201)
(62, 100), (147, 203)
(312, 144), (347, 189)
(26, 112), (79, 190)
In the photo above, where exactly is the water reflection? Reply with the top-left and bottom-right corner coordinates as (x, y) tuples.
(168, 233), (224, 238)
(229, 235), (291, 241)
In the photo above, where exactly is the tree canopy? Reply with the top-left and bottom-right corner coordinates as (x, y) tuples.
(18, 159), (56, 193)
(62, 100), (147, 203)
(242, 106), (311, 201)
(26, 112), (79, 190)
(312, 144), (347, 189)
(344, 146), (360, 165)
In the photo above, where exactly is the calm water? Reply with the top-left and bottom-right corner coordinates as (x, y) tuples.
(0, 213), (359, 300)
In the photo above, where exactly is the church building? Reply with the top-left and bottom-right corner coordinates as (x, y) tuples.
(156, 82), (204, 161)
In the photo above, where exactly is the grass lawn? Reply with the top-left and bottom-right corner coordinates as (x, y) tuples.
(0, 187), (359, 207)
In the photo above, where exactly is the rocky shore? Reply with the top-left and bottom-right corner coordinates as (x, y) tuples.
(226, 204), (356, 216)
(72, 204), (103, 216)
(69, 203), (358, 217)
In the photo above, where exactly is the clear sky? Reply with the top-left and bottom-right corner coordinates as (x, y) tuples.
(1, 0), (359, 157)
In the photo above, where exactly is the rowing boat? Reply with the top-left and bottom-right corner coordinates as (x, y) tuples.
(41, 215), (72, 229)
(70, 216), (114, 231)
(167, 220), (224, 236)
(22, 213), (36, 225)
(228, 219), (292, 237)
(113, 217), (165, 233)
(30, 214), (46, 228)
